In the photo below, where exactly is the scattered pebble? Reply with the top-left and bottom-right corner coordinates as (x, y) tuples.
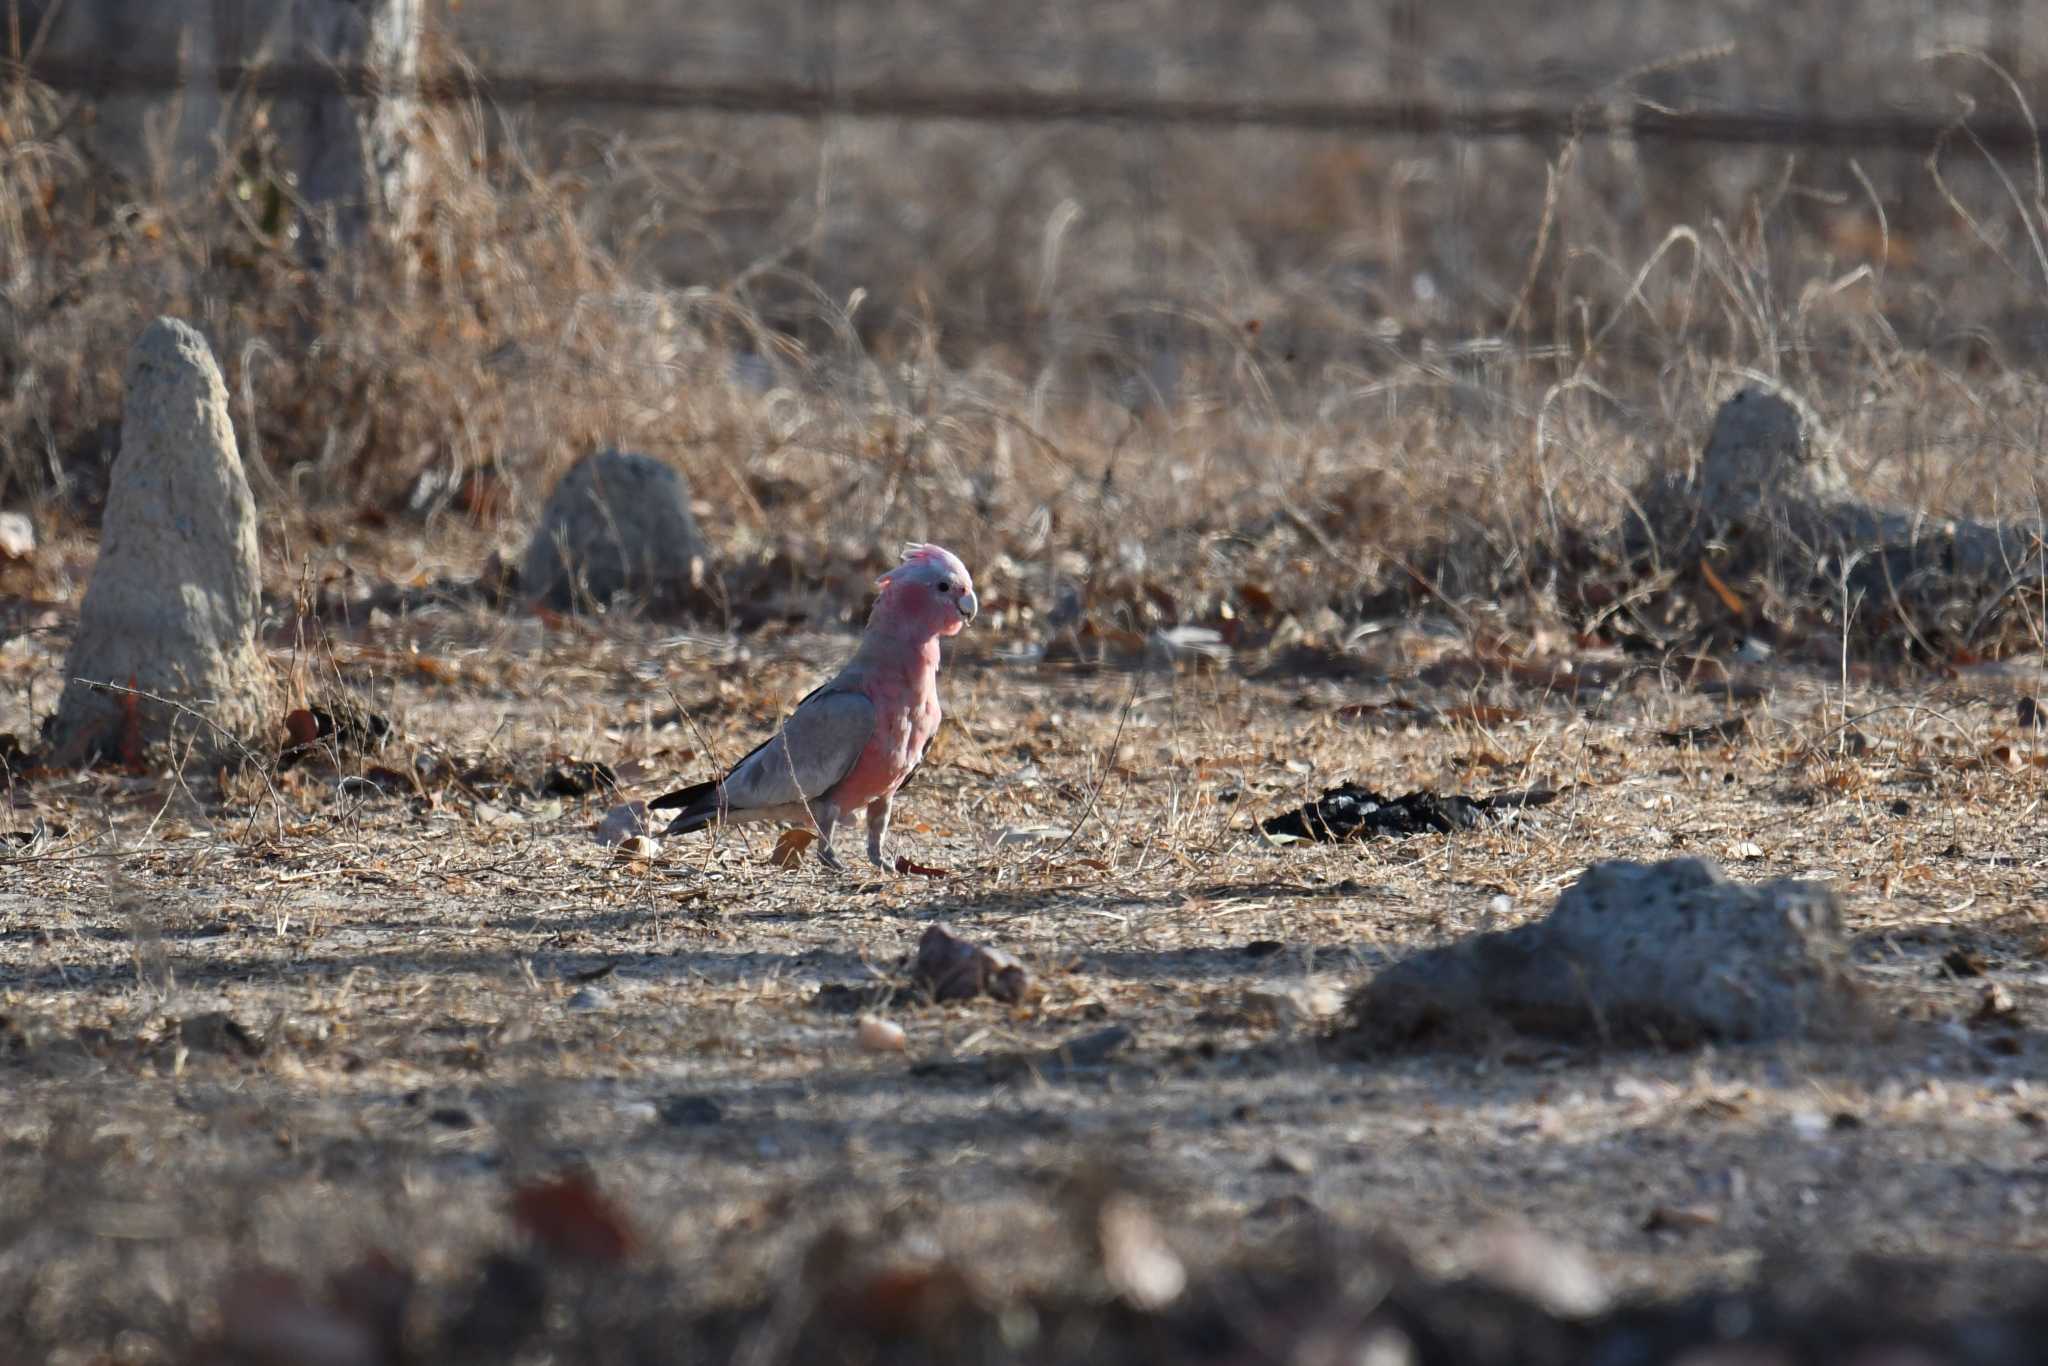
(1242, 980), (1345, 1028)
(566, 987), (611, 1012)
(611, 834), (661, 861)
(911, 923), (1035, 1004)
(857, 1015), (906, 1053)
(1264, 1147), (1316, 1176)
(0, 511), (32, 561)
(658, 1095), (723, 1128)
(1643, 1204), (1722, 1234)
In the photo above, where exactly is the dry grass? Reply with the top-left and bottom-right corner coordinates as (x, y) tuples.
(5, 6), (2048, 656)
(3, 605), (2048, 1358)
(5, 3), (2048, 1359)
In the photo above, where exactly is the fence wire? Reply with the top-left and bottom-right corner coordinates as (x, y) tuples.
(10, 54), (2048, 154)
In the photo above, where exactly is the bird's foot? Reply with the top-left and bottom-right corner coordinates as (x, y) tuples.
(817, 843), (846, 872)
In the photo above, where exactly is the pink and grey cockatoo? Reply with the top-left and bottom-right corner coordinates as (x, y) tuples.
(650, 544), (977, 870)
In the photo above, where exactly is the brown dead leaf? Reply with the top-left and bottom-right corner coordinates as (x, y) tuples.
(510, 1172), (636, 1264)
(894, 855), (951, 878)
(1441, 703), (1525, 726)
(285, 709), (322, 749)
(1698, 558), (1746, 616)
(771, 828), (816, 868)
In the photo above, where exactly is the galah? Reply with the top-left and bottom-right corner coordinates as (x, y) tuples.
(650, 544), (977, 870)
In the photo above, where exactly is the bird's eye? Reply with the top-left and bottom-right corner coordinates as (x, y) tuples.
(936, 578), (953, 593)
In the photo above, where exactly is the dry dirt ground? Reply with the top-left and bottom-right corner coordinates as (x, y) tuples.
(4, 579), (2048, 1360)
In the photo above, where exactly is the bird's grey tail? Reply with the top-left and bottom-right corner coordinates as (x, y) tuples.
(649, 778), (719, 834)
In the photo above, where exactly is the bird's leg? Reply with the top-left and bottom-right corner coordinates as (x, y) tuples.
(865, 795), (893, 870)
(812, 800), (846, 871)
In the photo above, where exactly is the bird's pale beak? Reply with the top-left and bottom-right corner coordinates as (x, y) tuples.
(959, 591), (979, 622)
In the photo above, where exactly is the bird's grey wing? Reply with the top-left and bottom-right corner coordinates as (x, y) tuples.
(718, 689), (875, 811)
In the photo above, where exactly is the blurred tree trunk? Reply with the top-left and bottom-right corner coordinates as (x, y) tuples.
(19, 0), (421, 254)
(264, 0), (423, 261)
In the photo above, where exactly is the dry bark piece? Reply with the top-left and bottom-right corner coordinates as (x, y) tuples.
(519, 450), (709, 614)
(542, 759), (618, 796)
(911, 923), (1034, 1004)
(1344, 857), (1858, 1049)
(1263, 784), (1557, 843)
(44, 318), (279, 766)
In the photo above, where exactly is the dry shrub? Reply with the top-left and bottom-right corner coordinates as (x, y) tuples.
(2, 17), (2047, 655)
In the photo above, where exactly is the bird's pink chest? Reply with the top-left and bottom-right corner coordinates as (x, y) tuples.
(829, 650), (942, 810)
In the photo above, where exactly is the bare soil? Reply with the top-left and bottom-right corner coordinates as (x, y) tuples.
(4, 579), (2047, 1360)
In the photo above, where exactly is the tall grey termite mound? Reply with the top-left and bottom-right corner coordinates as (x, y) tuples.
(43, 319), (278, 766)
(520, 450), (709, 615)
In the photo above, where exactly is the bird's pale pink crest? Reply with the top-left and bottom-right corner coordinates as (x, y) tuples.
(872, 543), (977, 638)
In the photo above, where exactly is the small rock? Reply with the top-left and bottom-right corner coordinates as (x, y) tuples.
(594, 801), (652, 846)
(1973, 982), (2021, 1026)
(1462, 1221), (1610, 1318)
(658, 1095), (723, 1127)
(566, 987), (611, 1012)
(611, 834), (660, 862)
(1263, 1146), (1316, 1176)
(1097, 1192), (1185, 1311)
(520, 450), (708, 614)
(857, 1016), (906, 1053)
(177, 1011), (264, 1058)
(1790, 1110), (1831, 1141)
(1046, 1025), (1132, 1068)
(0, 511), (32, 561)
(910, 923), (1035, 1004)
(1246, 1193), (1320, 1221)
(1242, 980), (1346, 1028)
(1643, 1204), (1722, 1234)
